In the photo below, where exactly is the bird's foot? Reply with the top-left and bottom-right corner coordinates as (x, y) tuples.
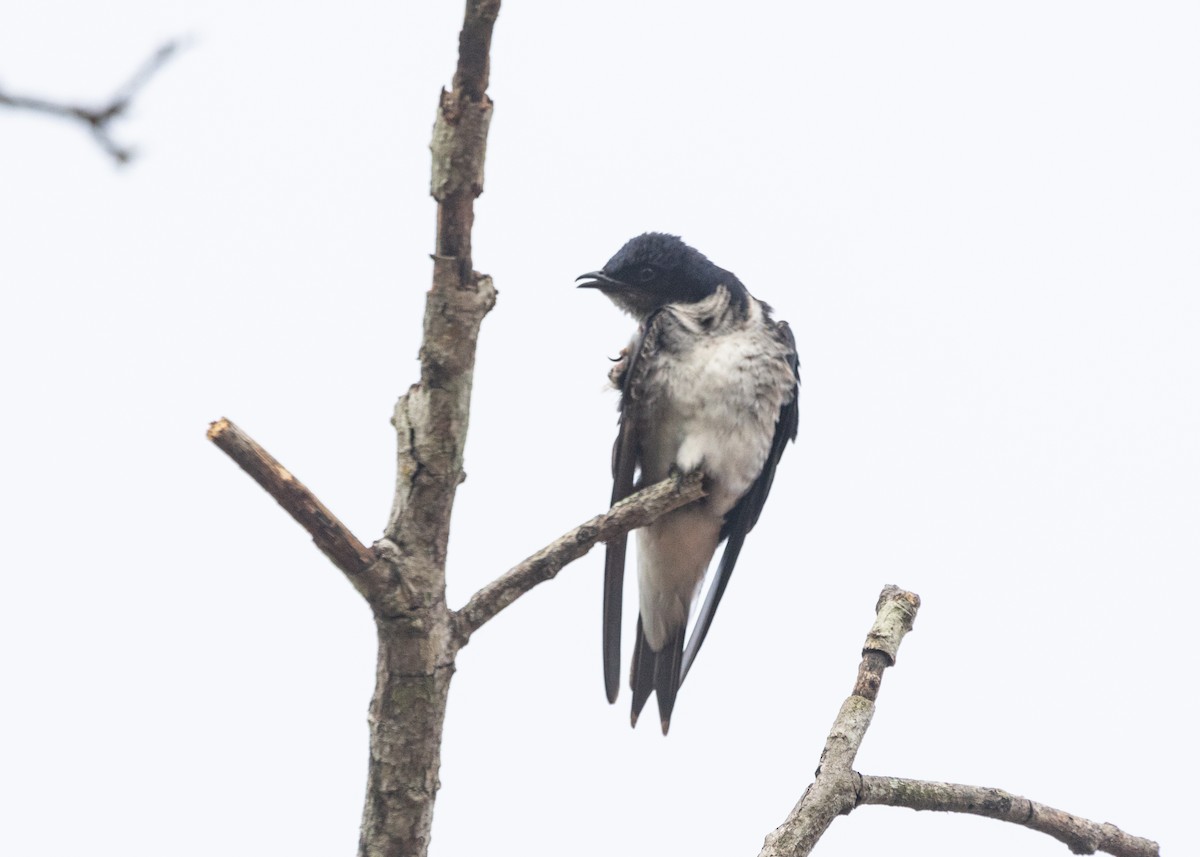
(607, 348), (630, 389)
(667, 464), (707, 496)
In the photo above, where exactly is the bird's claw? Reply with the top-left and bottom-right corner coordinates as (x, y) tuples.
(667, 464), (693, 487)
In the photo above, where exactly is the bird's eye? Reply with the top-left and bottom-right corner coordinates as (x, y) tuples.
(637, 266), (656, 284)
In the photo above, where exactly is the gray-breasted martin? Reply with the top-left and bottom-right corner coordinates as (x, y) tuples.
(577, 233), (799, 734)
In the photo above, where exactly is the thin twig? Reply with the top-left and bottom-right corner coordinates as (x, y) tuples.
(207, 418), (375, 580)
(452, 471), (707, 646)
(857, 776), (1159, 857)
(0, 39), (182, 164)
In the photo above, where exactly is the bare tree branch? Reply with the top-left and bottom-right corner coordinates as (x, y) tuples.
(0, 39), (181, 164)
(206, 418), (375, 578)
(758, 587), (1158, 857)
(759, 586), (920, 857)
(453, 471), (707, 646)
(857, 776), (1158, 857)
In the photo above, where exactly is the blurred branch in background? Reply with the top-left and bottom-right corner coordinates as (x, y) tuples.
(0, 39), (183, 164)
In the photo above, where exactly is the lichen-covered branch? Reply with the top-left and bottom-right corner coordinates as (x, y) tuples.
(857, 777), (1159, 857)
(360, 4), (501, 857)
(453, 472), (707, 646)
(385, 0), (501, 559)
(0, 40), (181, 164)
(432, 0), (500, 263)
(758, 586), (920, 857)
(758, 587), (1157, 857)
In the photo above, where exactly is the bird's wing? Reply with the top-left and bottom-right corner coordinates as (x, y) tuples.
(680, 319), (799, 682)
(603, 309), (667, 703)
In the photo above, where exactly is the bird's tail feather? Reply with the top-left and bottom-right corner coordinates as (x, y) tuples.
(630, 617), (655, 726)
(629, 617), (685, 735)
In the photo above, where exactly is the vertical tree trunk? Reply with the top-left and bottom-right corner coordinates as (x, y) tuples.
(357, 4), (500, 854)
(358, 614), (456, 857)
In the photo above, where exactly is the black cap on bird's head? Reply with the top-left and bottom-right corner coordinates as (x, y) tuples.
(576, 232), (747, 318)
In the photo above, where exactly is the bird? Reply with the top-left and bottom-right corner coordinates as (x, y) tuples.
(576, 233), (799, 734)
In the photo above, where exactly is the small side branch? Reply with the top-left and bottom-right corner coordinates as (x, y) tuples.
(759, 586), (920, 857)
(452, 471), (707, 646)
(207, 418), (375, 579)
(0, 39), (181, 164)
(857, 777), (1159, 857)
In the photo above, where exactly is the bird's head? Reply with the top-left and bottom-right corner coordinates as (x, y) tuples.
(576, 233), (746, 318)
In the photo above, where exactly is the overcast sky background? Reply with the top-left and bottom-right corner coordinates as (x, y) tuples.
(2, 2), (1196, 855)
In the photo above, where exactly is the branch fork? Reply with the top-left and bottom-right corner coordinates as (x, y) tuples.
(759, 587), (1158, 857)
(1, 40), (182, 163)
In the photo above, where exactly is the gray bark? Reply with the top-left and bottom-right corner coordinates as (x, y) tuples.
(757, 587), (1158, 857)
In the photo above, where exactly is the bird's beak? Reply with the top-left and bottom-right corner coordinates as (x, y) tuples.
(576, 271), (624, 290)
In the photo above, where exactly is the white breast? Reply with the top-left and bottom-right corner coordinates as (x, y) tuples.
(636, 295), (792, 517)
(630, 293), (795, 650)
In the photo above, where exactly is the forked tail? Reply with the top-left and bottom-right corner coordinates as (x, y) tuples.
(629, 616), (685, 735)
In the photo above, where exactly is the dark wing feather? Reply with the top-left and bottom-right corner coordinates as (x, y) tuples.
(603, 310), (667, 703)
(680, 320), (799, 683)
(602, 419), (636, 703)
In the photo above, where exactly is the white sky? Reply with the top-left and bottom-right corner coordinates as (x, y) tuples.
(2, 2), (1196, 855)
